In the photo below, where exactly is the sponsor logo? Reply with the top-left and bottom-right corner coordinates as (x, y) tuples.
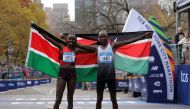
(160, 74), (164, 77)
(40, 80), (47, 83)
(34, 81), (38, 84)
(8, 83), (14, 87)
(142, 88), (147, 92)
(154, 81), (161, 87)
(149, 73), (164, 78)
(118, 82), (128, 87)
(141, 77), (145, 82)
(135, 83), (139, 89)
(149, 56), (155, 63)
(129, 82), (132, 88)
(27, 81), (32, 85)
(153, 90), (163, 93)
(151, 66), (158, 71)
(0, 83), (6, 87)
(181, 71), (188, 83)
(17, 82), (25, 86)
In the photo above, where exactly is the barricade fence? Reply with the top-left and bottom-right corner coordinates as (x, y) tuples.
(171, 43), (190, 65)
(0, 78), (52, 92)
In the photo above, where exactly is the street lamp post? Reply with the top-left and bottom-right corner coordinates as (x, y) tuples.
(7, 41), (14, 79)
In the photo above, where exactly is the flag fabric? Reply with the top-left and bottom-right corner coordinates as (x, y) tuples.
(122, 8), (174, 101)
(25, 23), (98, 81)
(26, 23), (152, 82)
(76, 38), (98, 82)
(25, 23), (61, 78)
(114, 38), (151, 74)
(76, 32), (152, 75)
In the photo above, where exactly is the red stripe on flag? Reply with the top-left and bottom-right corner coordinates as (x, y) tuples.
(117, 42), (151, 57)
(76, 53), (97, 65)
(31, 32), (60, 63)
(77, 39), (97, 45)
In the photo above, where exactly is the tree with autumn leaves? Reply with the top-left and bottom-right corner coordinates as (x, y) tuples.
(0, 0), (48, 64)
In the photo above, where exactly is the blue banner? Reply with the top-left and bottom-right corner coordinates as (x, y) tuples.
(47, 79), (51, 83)
(141, 76), (148, 100)
(7, 81), (17, 90)
(0, 81), (8, 92)
(133, 78), (142, 92)
(16, 81), (26, 88)
(33, 80), (40, 85)
(175, 65), (190, 105)
(75, 82), (82, 89)
(147, 46), (168, 102)
(0, 79), (51, 92)
(26, 80), (34, 87)
(116, 80), (128, 90)
(128, 77), (134, 91)
(39, 79), (47, 84)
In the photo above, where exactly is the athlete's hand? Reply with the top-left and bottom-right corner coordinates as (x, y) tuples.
(145, 32), (152, 38)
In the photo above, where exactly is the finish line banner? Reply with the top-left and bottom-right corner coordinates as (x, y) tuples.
(123, 8), (174, 101)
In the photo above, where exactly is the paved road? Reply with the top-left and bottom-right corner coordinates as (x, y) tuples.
(0, 79), (189, 109)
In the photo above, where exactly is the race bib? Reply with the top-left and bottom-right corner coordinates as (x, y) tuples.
(99, 52), (112, 63)
(63, 52), (75, 63)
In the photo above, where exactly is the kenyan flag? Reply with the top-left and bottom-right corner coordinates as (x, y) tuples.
(25, 23), (61, 78)
(76, 38), (98, 82)
(77, 32), (152, 75)
(25, 23), (98, 81)
(26, 23), (152, 81)
(114, 39), (152, 74)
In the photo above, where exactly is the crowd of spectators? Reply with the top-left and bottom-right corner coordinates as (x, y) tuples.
(172, 27), (190, 64)
(0, 62), (48, 80)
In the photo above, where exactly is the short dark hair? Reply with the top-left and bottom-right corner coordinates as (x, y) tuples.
(98, 30), (108, 36)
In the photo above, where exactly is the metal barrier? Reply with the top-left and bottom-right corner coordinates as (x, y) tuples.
(171, 43), (190, 65)
(171, 44), (182, 64)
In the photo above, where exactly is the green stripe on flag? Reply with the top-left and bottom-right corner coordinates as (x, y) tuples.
(27, 51), (59, 78)
(114, 54), (149, 74)
(76, 67), (97, 82)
